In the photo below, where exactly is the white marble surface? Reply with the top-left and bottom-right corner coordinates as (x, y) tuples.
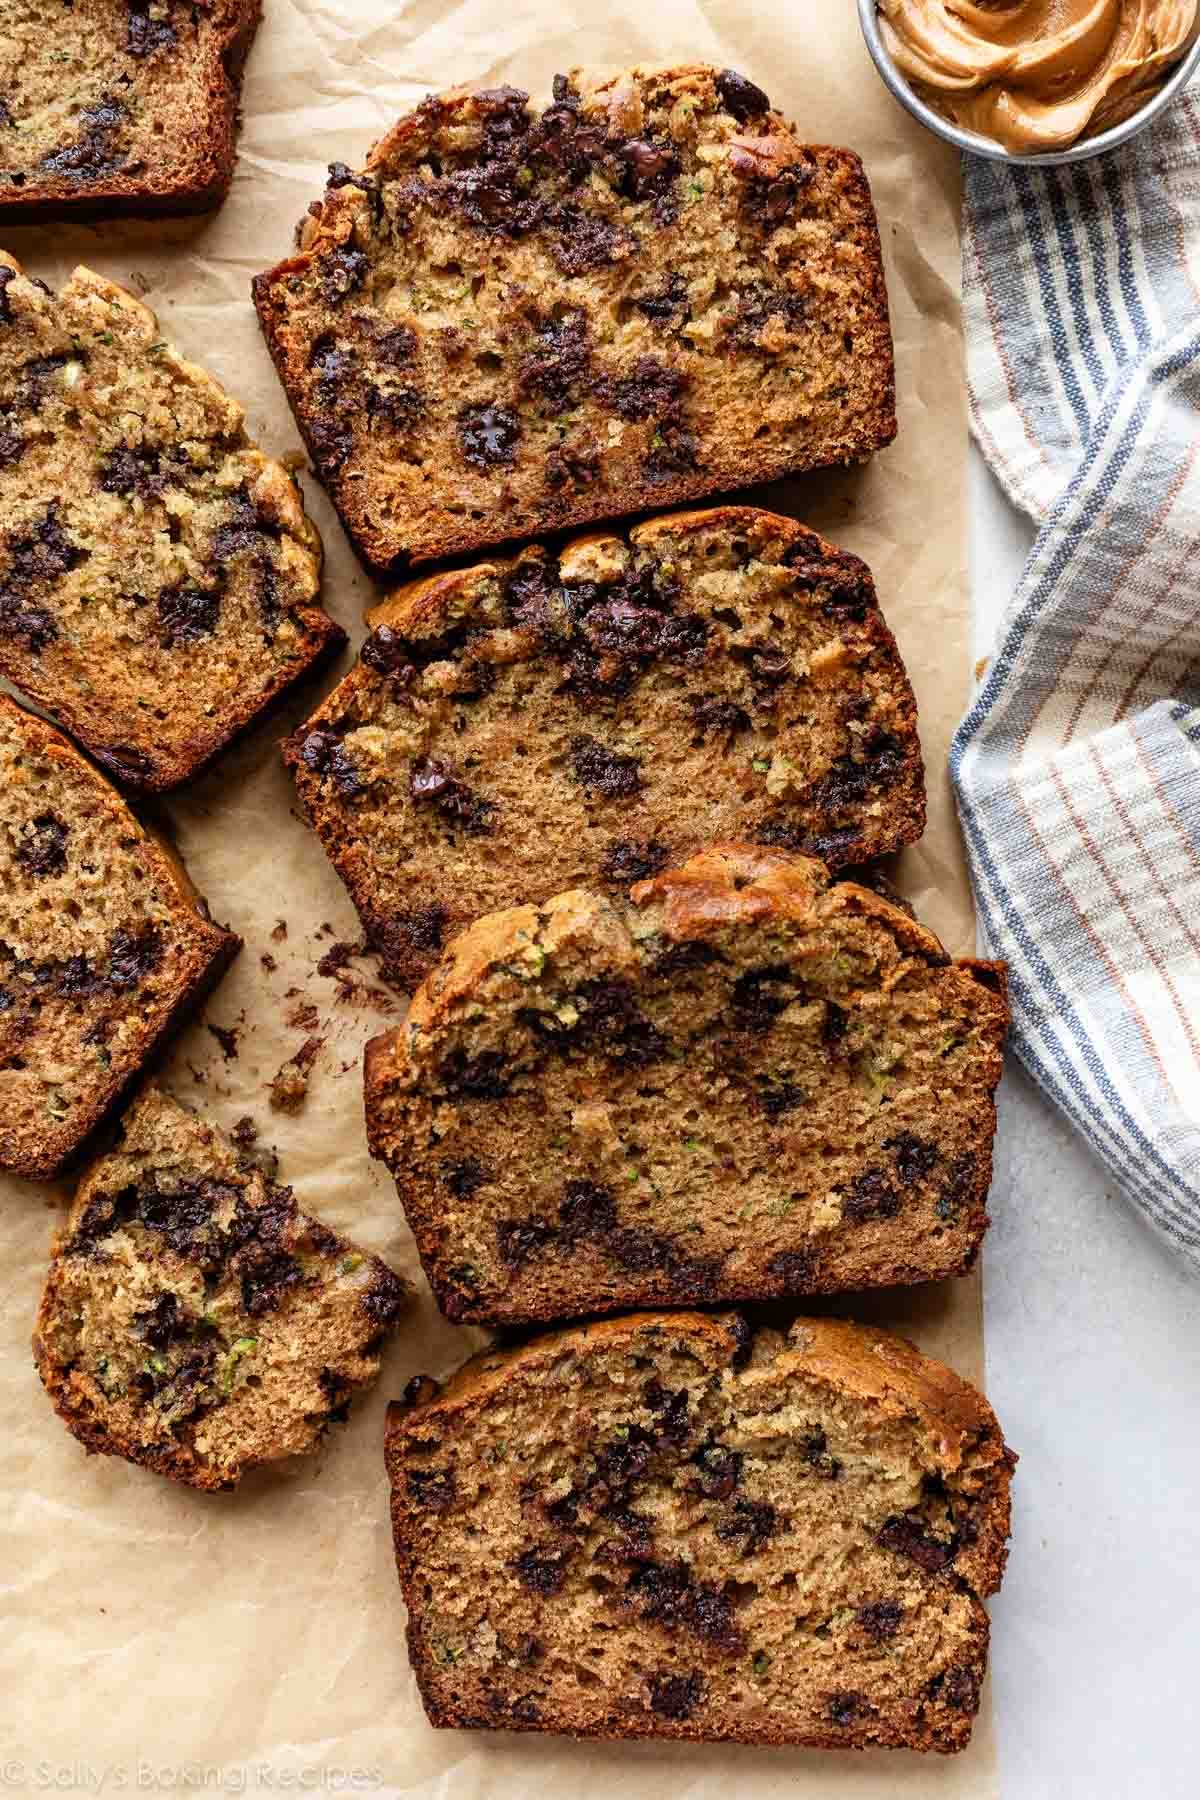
(970, 447), (1200, 1799)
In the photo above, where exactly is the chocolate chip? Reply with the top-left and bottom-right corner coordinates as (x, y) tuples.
(438, 1047), (511, 1100)
(519, 309), (591, 407)
(40, 96), (128, 182)
(715, 69), (772, 122)
(512, 1546), (571, 1596)
(100, 444), (168, 501)
(108, 924), (162, 988)
(730, 964), (796, 1032)
(634, 272), (691, 331)
(692, 1442), (743, 1501)
(768, 1248), (816, 1288)
(133, 1290), (192, 1351)
(408, 757), (496, 834)
(362, 1265), (407, 1325)
(126, 2), (177, 56)
(458, 403), (521, 469)
(842, 1166), (902, 1224)
(622, 138), (679, 199)
(321, 245), (370, 305)
(378, 903), (448, 967)
(930, 1665), (980, 1712)
(716, 1498), (778, 1553)
(408, 1467), (457, 1510)
(827, 1691), (866, 1728)
(601, 838), (670, 885)
(569, 734), (641, 798)
(801, 1427), (841, 1480)
(858, 1601), (903, 1642)
(157, 583), (220, 647)
(724, 282), (808, 353)
(649, 1673), (704, 1720)
(644, 419), (699, 479)
(496, 1217), (558, 1269)
(626, 1560), (742, 1650)
(597, 355), (686, 422)
(886, 1132), (938, 1185)
(548, 206), (629, 275)
(558, 1179), (617, 1237)
(442, 1157), (488, 1198)
(876, 1515), (956, 1572)
(297, 728), (363, 798)
(15, 813), (68, 879)
(687, 694), (749, 739)
(360, 623), (417, 683)
(644, 1380), (690, 1445)
(936, 1151), (979, 1221)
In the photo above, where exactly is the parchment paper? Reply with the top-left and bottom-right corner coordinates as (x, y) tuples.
(0, 3), (992, 1794)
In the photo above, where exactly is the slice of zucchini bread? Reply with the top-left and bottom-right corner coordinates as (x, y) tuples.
(0, 695), (238, 1179)
(253, 65), (896, 574)
(364, 844), (1007, 1326)
(385, 1310), (1016, 1752)
(285, 506), (924, 990)
(0, 1), (262, 223)
(0, 254), (345, 792)
(35, 1084), (410, 1490)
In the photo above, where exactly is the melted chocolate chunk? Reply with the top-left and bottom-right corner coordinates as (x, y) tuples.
(768, 1248), (816, 1288)
(407, 1466), (457, 1510)
(157, 582), (220, 647)
(15, 813), (68, 879)
(408, 757), (496, 834)
(0, 504), (86, 650)
(858, 1601), (903, 1642)
(379, 903), (448, 966)
(442, 1157), (488, 1198)
(558, 1178), (618, 1237)
(362, 1265), (407, 1325)
(644, 419), (699, 479)
(496, 1217), (557, 1269)
(512, 1545), (571, 1596)
(136, 1176), (237, 1256)
(757, 1077), (806, 1120)
(626, 1560), (742, 1649)
(811, 729), (908, 810)
(730, 964), (796, 1032)
(601, 838), (670, 885)
(801, 1426), (841, 1480)
(321, 245), (370, 305)
(886, 1131), (938, 1185)
(936, 1152), (979, 1221)
(724, 282), (808, 353)
(688, 694), (749, 738)
(438, 1047), (512, 1100)
(569, 734), (641, 797)
(41, 96), (128, 182)
(597, 356), (686, 422)
(108, 923), (162, 988)
(133, 1290), (193, 1351)
(458, 403), (521, 469)
(360, 623), (417, 683)
(716, 1497), (778, 1554)
(740, 161), (812, 233)
(716, 69), (772, 122)
(519, 309), (591, 407)
(545, 439), (601, 490)
(693, 1441), (743, 1501)
(649, 1672), (704, 1720)
(547, 205), (629, 275)
(827, 1691), (867, 1728)
(929, 1665), (980, 1712)
(297, 728), (363, 798)
(209, 486), (280, 563)
(100, 445), (169, 501)
(126, 2), (177, 56)
(634, 272), (691, 331)
(876, 1515), (957, 1573)
(644, 1379), (691, 1445)
(842, 1165), (902, 1224)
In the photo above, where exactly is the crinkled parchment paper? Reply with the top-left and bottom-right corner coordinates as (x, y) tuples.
(0, 2), (996, 1794)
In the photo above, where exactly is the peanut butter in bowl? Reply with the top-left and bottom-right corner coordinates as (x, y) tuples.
(878, 0), (1199, 153)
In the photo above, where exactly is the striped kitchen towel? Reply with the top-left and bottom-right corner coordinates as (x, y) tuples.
(953, 84), (1200, 1267)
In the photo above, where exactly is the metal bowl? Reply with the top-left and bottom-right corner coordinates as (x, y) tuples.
(857, 0), (1200, 165)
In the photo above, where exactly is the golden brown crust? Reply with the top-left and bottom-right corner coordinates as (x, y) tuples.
(287, 505), (925, 989)
(0, 697), (239, 1178)
(384, 1311), (1015, 1750)
(253, 66), (896, 576)
(365, 845), (1008, 1324)
(0, 1), (262, 223)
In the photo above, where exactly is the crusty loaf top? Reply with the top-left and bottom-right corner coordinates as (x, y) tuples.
(254, 64), (896, 571)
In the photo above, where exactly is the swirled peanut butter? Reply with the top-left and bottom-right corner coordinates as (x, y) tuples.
(879, 1), (1198, 152)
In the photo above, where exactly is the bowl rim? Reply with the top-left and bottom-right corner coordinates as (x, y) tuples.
(857, 0), (1200, 166)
